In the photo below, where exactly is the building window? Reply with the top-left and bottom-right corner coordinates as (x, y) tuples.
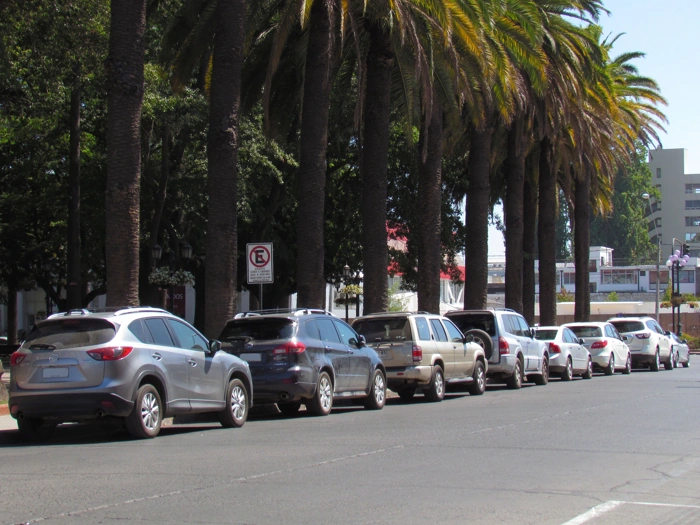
(680, 270), (695, 284)
(685, 233), (700, 243)
(649, 270), (669, 284)
(686, 217), (700, 227)
(691, 249), (700, 258)
(601, 269), (638, 285)
(655, 218), (662, 227)
(590, 259), (598, 272)
(686, 200), (700, 210)
(657, 168), (661, 179)
(686, 183), (700, 194)
(563, 273), (575, 285)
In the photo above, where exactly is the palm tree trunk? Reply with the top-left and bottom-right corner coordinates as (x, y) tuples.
(67, 71), (82, 310)
(105, 0), (147, 307)
(417, 95), (443, 315)
(574, 167), (591, 321)
(464, 121), (495, 310)
(504, 116), (526, 313)
(6, 287), (17, 345)
(537, 137), (557, 325)
(295, 0), (334, 308)
(204, 0), (246, 337)
(361, 23), (393, 314)
(522, 172), (536, 324)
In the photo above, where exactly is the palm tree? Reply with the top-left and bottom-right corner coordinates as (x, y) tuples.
(105, 0), (147, 307)
(204, 0), (247, 337)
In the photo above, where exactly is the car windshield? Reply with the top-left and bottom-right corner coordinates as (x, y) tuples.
(24, 318), (116, 349)
(568, 326), (602, 338)
(219, 318), (295, 342)
(353, 318), (413, 342)
(534, 329), (558, 341)
(447, 314), (496, 336)
(610, 321), (645, 333)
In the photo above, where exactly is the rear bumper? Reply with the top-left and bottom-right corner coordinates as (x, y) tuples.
(9, 392), (134, 421)
(486, 354), (517, 378)
(385, 365), (433, 388)
(250, 367), (317, 403)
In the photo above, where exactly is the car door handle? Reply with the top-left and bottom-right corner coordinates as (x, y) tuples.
(152, 353), (162, 361)
(188, 360), (197, 367)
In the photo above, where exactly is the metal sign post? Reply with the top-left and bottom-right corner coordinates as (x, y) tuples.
(247, 243), (274, 310)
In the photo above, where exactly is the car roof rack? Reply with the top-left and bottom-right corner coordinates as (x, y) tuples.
(233, 308), (336, 319)
(48, 306), (169, 319)
(359, 311), (433, 316)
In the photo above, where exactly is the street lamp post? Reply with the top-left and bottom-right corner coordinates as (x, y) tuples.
(641, 193), (661, 321)
(666, 243), (689, 336)
(343, 264), (351, 323)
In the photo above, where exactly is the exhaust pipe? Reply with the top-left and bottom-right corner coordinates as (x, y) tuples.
(96, 410), (105, 418)
(279, 393), (290, 401)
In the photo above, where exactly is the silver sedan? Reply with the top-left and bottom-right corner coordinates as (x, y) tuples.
(534, 326), (592, 381)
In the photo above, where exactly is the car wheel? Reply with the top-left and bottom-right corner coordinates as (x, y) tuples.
(278, 402), (302, 416)
(17, 417), (57, 442)
(126, 384), (163, 439)
(561, 357), (573, 381)
(464, 329), (494, 360)
(683, 354), (690, 368)
(424, 365), (445, 402)
(673, 351), (679, 368)
(604, 354), (615, 376)
(307, 371), (333, 416)
(581, 357), (593, 379)
(533, 357), (549, 386)
(364, 369), (387, 410)
(468, 361), (486, 396)
(398, 388), (416, 402)
(650, 349), (660, 371)
(622, 353), (632, 375)
(664, 351), (674, 371)
(218, 378), (249, 428)
(506, 357), (523, 390)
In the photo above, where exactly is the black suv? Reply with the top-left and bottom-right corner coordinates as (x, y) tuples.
(218, 309), (387, 416)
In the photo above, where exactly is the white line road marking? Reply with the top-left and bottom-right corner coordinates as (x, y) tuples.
(561, 501), (700, 524)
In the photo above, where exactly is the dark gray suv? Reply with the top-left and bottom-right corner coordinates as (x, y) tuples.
(9, 307), (253, 440)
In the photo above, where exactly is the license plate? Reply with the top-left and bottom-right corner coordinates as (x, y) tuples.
(42, 367), (69, 378)
(240, 353), (262, 362)
(376, 349), (388, 358)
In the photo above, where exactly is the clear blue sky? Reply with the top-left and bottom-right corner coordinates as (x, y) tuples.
(488, 0), (700, 256)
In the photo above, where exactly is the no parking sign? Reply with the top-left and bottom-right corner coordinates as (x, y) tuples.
(247, 243), (274, 284)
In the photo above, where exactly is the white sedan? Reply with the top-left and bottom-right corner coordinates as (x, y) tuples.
(534, 326), (592, 381)
(564, 322), (632, 375)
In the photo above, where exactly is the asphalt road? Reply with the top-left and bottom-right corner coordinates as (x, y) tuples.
(1, 364), (699, 525)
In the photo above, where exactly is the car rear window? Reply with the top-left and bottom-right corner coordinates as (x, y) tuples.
(609, 321), (645, 333)
(24, 318), (116, 349)
(448, 314), (496, 337)
(568, 326), (602, 338)
(219, 318), (295, 342)
(534, 329), (558, 340)
(353, 318), (413, 342)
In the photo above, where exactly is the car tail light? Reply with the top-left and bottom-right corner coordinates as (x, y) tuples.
(87, 347), (133, 361)
(412, 345), (423, 362)
(635, 333), (651, 339)
(591, 340), (608, 349)
(272, 340), (306, 354)
(499, 337), (509, 354)
(10, 352), (26, 366)
(548, 342), (561, 354)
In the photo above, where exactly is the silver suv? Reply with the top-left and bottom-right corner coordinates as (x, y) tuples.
(445, 308), (549, 389)
(9, 307), (253, 440)
(352, 311), (487, 401)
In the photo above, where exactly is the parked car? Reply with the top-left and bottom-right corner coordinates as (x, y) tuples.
(563, 322), (631, 375)
(9, 307), (252, 440)
(218, 309), (386, 415)
(667, 332), (690, 368)
(352, 311), (488, 401)
(534, 326), (593, 380)
(445, 308), (549, 389)
(607, 316), (672, 371)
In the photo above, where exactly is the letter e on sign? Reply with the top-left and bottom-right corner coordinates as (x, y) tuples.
(247, 243), (274, 284)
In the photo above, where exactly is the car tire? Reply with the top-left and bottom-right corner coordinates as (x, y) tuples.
(683, 355), (690, 368)
(650, 349), (660, 371)
(218, 378), (249, 428)
(622, 353), (632, 375)
(468, 361), (486, 396)
(532, 357), (549, 386)
(364, 369), (387, 410)
(17, 417), (57, 442)
(126, 384), (163, 439)
(506, 357), (523, 390)
(664, 352), (674, 371)
(397, 388), (416, 402)
(423, 365), (445, 402)
(673, 351), (679, 368)
(581, 357), (593, 379)
(561, 357), (573, 381)
(278, 402), (302, 416)
(604, 354), (615, 376)
(464, 329), (494, 360)
(306, 371), (333, 416)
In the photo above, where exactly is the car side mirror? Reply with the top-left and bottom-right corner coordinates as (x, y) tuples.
(464, 335), (474, 344)
(209, 339), (221, 354)
(579, 338), (585, 345)
(622, 335), (630, 342)
(356, 335), (367, 347)
(530, 328), (536, 338)
(682, 339), (688, 344)
(664, 330), (672, 336)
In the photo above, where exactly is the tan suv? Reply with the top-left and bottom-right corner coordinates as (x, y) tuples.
(352, 312), (487, 401)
